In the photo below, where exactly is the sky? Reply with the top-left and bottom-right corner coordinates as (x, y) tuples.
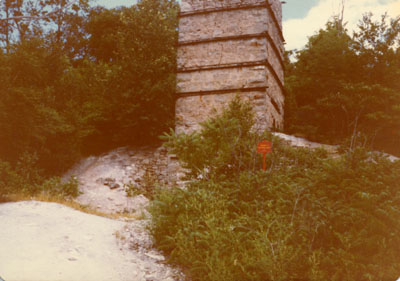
(283, 0), (400, 50)
(94, 0), (400, 51)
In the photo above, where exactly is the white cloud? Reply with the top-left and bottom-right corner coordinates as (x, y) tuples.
(283, 0), (400, 51)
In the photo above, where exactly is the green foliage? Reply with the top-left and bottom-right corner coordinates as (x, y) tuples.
(0, 38), (100, 173)
(0, 0), (178, 194)
(0, 156), (79, 199)
(150, 98), (400, 281)
(125, 170), (159, 199)
(0, 159), (25, 196)
(39, 176), (80, 198)
(85, 0), (178, 148)
(162, 97), (266, 180)
(285, 14), (400, 155)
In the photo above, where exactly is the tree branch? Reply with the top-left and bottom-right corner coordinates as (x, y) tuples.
(0, 0), (79, 22)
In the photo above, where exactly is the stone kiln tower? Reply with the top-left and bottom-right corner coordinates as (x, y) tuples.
(175, 0), (285, 134)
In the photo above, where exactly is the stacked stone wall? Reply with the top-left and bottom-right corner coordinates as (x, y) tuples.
(269, 0), (282, 29)
(177, 39), (268, 68)
(175, 92), (277, 133)
(266, 43), (284, 81)
(176, 0), (285, 134)
(266, 66), (284, 109)
(179, 9), (268, 42)
(177, 66), (268, 93)
(180, 0), (266, 13)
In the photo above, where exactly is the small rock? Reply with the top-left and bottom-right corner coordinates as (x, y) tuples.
(145, 253), (165, 261)
(169, 155), (178, 160)
(95, 177), (105, 184)
(109, 183), (120, 190)
(103, 177), (116, 186)
(68, 257), (78, 262)
(145, 274), (157, 280)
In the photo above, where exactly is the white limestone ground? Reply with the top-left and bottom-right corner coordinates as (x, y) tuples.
(64, 146), (180, 215)
(0, 147), (184, 281)
(273, 132), (400, 161)
(65, 147), (149, 215)
(0, 201), (181, 281)
(272, 132), (338, 151)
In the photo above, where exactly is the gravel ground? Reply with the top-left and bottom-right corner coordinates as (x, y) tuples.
(0, 201), (181, 281)
(0, 147), (184, 281)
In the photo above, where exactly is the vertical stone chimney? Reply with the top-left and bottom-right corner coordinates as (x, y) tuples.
(175, 0), (285, 134)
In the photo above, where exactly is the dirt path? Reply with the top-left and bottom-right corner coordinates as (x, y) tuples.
(0, 201), (179, 281)
(0, 148), (184, 281)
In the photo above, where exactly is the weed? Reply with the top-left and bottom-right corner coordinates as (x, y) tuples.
(150, 97), (400, 281)
(125, 169), (160, 199)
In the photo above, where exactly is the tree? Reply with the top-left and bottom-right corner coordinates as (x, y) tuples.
(83, 0), (179, 150)
(0, 0), (24, 50)
(285, 13), (400, 155)
(0, 0), (179, 177)
(39, 0), (90, 58)
(0, 0), (90, 56)
(0, 38), (101, 173)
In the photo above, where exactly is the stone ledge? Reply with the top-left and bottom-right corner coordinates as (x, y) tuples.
(177, 66), (269, 93)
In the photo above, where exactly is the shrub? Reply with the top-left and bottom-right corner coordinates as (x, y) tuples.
(150, 97), (400, 281)
(0, 159), (24, 197)
(0, 153), (43, 197)
(125, 169), (159, 199)
(39, 176), (80, 198)
(0, 154), (79, 199)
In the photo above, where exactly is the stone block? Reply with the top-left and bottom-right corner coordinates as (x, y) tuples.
(177, 66), (268, 93)
(178, 38), (268, 69)
(176, 0), (284, 135)
(175, 92), (283, 134)
(179, 8), (269, 42)
(180, 0), (266, 13)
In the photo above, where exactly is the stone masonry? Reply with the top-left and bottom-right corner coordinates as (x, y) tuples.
(176, 0), (285, 134)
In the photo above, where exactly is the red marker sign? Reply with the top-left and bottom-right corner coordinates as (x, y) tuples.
(257, 140), (272, 171)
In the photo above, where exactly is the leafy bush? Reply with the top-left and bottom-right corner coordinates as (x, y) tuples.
(0, 159), (25, 197)
(150, 97), (400, 281)
(84, 0), (178, 150)
(285, 14), (400, 155)
(38, 177), (80, 198)
(0, 0), (179, 181)
(125, 170), (159, 199)
(0, 155), (79, 199)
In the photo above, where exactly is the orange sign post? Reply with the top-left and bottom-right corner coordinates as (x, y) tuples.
(257, 140), (272, 171)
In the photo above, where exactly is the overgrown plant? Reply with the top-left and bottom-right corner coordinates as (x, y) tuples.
(150, 97), (400, 281)
(125, 169), (159, 199)
(284, 13), (400, 155)
(0, 0), (179, 196)
(0, 156), (79, 200)
(161, 98), (275, 180)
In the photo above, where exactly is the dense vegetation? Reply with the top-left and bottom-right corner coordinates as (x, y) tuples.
(150, 97), (400, 281)
(0, 0), (178, 197)
(1, 1), (399, 279)
(285, 14), (400, 155)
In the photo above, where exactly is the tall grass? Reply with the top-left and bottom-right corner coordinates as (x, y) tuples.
(149, 97), (400, 281)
